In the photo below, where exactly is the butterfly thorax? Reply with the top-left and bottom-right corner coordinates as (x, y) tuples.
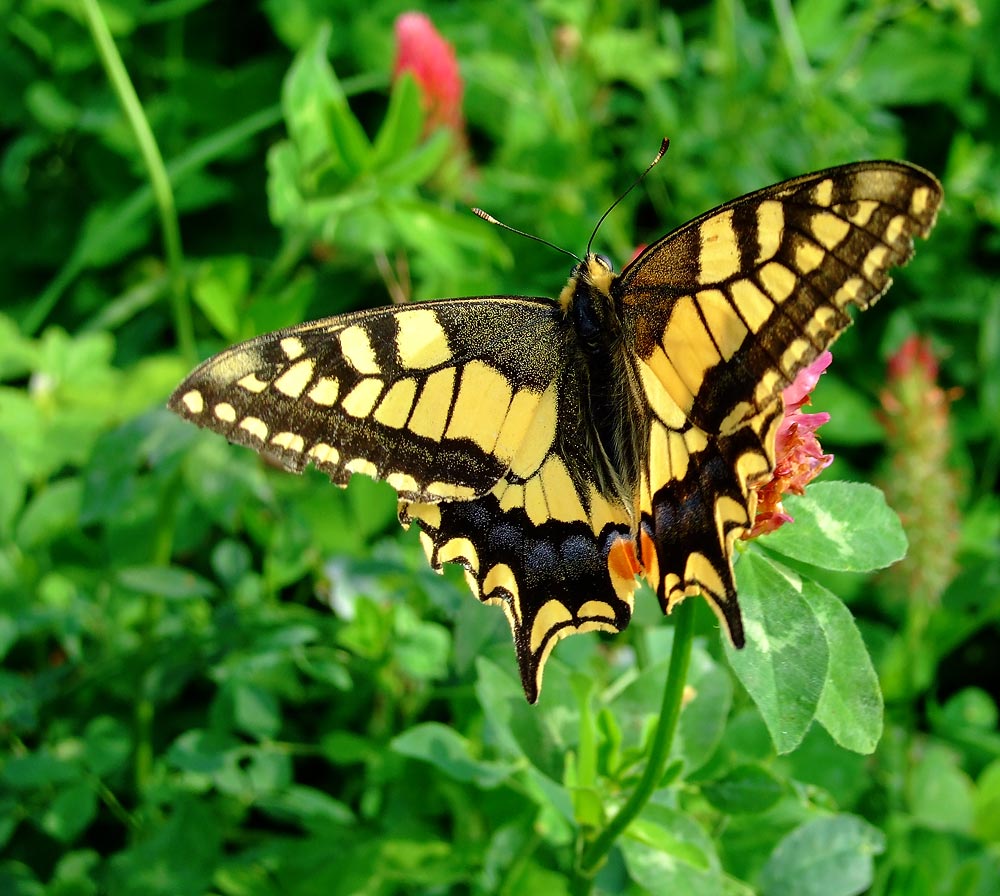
(559, 254), (644, 499)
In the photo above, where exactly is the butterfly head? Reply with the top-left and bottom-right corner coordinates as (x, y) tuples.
(558, 252), (616, 314)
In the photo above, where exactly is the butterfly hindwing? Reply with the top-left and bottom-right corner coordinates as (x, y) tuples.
(401, 464), (638, 703)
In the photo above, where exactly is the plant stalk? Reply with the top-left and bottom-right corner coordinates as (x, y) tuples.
(574, 597), (696, 884)
(80, 0), (195, 362)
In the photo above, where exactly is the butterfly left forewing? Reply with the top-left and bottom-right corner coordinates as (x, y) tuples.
(171, 296), (643, 702)
(169, 298), (566, 503)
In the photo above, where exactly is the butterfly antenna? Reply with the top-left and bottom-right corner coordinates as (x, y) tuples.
(586, 137), (670, 257)
(472, 208), (581, 264)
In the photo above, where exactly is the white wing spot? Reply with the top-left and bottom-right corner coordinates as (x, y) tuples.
(307, 377), (340, 406)
(754, 200), (784, 264)
(339, 325), (381, 375)
(239, 416), (268, 441)
(182, 390), (204, 414)
(812, 178), (834, 207)
(341, 378), (385, 417)
(396, 309), (452, 370)
(214, 402), (236, 423)
(345, 458), (378, 478)
(308, 442), (340, 465)
(884, 214), (907, 246)
(273, 358), (316, 398)
(698, 209), (740, 282)
(271, 431), (305, 453)
(237, 373), (269, 394)
(386, 471), (420, 493)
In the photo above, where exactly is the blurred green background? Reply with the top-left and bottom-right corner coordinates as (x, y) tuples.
(2, 0), (998, 893)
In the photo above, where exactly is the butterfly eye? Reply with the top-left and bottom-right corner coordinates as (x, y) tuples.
(595, 254), (614, 272)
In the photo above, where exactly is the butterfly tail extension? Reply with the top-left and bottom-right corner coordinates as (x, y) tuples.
(400, 482), (638, 703)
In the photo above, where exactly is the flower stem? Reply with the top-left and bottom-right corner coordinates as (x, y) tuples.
(575, 597), (696, 884)
(80, 0), (194, 362)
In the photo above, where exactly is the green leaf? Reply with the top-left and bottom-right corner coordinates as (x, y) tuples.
(283, 23), (370, 176)
(800, 580), (883, 754)
(320, 731), (376, 766)
(40, 780), (96, 844)
(854, 20), (973, 106)
(82, 716), (131, 777)
(759, 482), (907, 572)
(15, 478), (82, 549)
(255, 785), (355, 831)
(391, 722), (517, 788)
(703, 764), (784, 814)
(0, 314), (39, 379)
(0, 432), (28, 541)
(191, 256), (251, 342)
(2, 751), (80, 790)
(372, 72), (424, 168)
(759, 814), (885, 896)
(974, 759), (1000, 842)
(48, 850), (101, 896)
(105, 796), (222, 895)
(727, 552), (828, 754)
(220, 681), (283, 740)
(392, 609), (451, 683)
(622, 808), (724, 894)
(784, 726), (870, 809)
(908, 744), (975, 833)
(585, 27), (681, 90)
(677, 651), (734, 774)
(0, 861), (43, 896)
(116, 565), (216, 600)
(378, 129), (455, 188)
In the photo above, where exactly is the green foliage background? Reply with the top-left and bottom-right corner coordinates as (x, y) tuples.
(2, 0), (999, 893)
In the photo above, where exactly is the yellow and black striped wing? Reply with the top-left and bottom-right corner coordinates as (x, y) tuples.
(400, 438), (640, 703)
(615, 161), (942, 642)
(169, 297), (639, 702)
(170, 298), (569, 502)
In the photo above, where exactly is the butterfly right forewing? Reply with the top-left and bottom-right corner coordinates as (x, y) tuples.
(619, 162), (943, 432)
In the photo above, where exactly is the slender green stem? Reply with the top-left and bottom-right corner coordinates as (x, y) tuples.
(80, 0), (195, 362)
(575, 598), (696, 883)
